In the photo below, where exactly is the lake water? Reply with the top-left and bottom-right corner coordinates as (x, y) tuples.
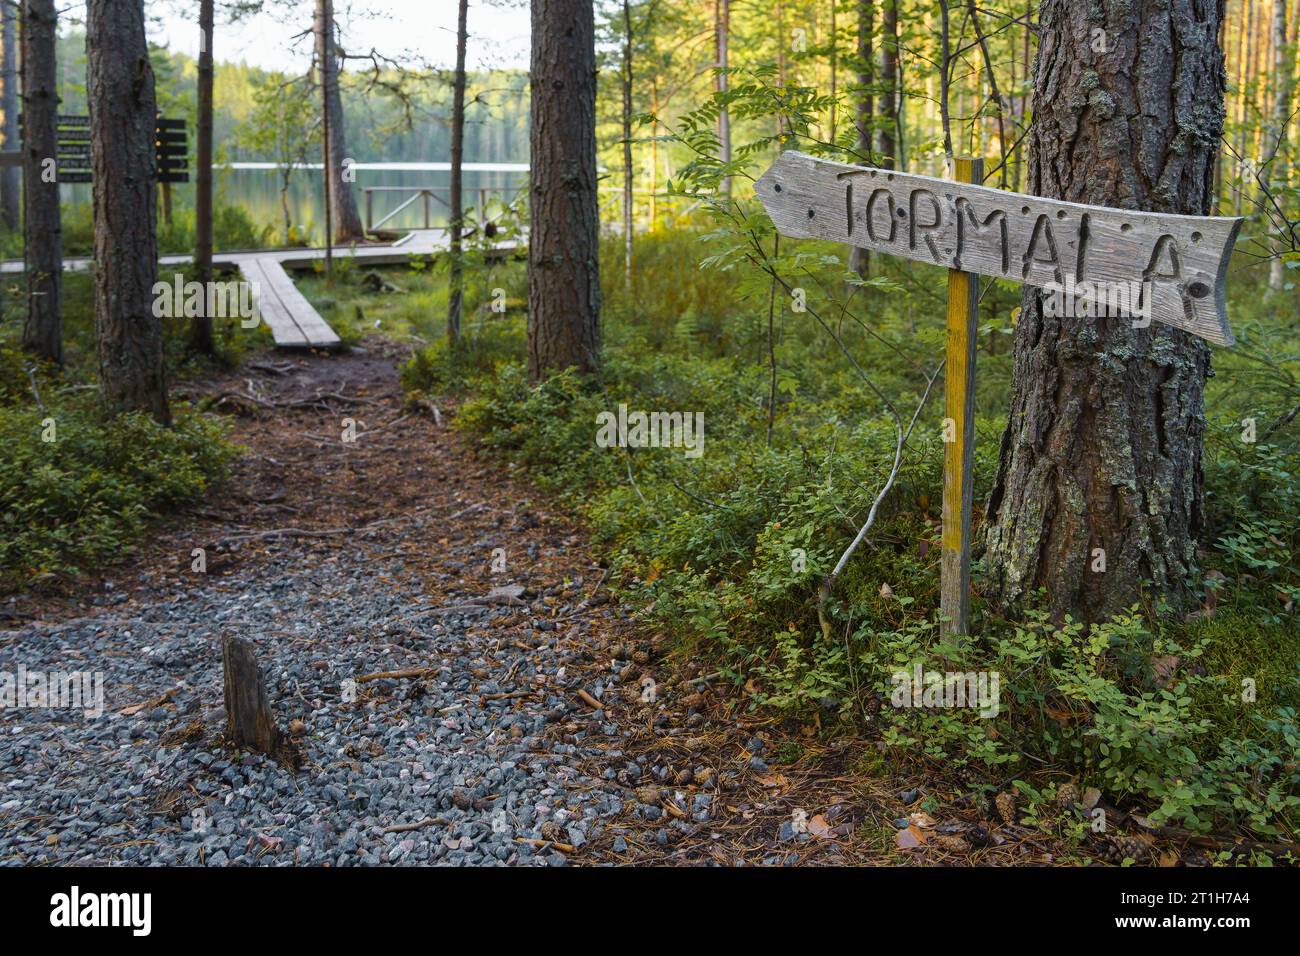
(68, 163), (532, 245)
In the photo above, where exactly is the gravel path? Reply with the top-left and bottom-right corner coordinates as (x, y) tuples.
(0, 348), (643, 866)
(0, 545), (638, 866)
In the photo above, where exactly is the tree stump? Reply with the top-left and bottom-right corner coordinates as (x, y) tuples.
(222, 635), (281, 756)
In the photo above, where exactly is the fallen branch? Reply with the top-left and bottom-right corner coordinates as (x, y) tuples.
(1099, 801), (1297, 859)
(221, 517), (402, 543)
(382, 816), (450, 834)
(355, 667), (435, 684)
(515, 837), (576, 854)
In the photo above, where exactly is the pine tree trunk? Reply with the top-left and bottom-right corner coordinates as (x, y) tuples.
(192, 0), (215, 353)
(849, 0), (875, 278)
(0, 2), (19, 231)
(447, 0), (467, 343)
(622, 0), (634, 288)
(527, 0), (600, 381)
(20, 0), (61, 366)
(313, 0), (363, 243)
(1268, 0), (1290, 291)
(879, 0), (899, 170)
(87, 0), (169, 424)
(983, 0), (1226, 624)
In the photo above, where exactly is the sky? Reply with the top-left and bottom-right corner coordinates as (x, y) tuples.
(131, 0), (530, 74)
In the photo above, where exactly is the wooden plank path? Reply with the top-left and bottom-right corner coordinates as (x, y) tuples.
(235, 256), (335, 349)
(0, 229), (517, 349)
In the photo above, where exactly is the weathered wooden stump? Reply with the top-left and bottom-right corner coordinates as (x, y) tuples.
(222, 635), (281, 756)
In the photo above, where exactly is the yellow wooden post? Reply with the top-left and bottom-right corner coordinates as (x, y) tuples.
(941, 157), (981, 637)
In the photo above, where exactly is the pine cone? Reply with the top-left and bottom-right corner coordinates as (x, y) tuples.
(995, 791), (1017, 827)
(934, 834), (971, 853)
(1056, 782), (1081, 812)
(1104, 834), (1150, 864)
(539, 820), (562, 842)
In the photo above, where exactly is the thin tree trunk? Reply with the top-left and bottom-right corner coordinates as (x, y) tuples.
(20, 0), (61, 365)
(1268, 0), (1290, 290)
(1234, 0), (1250, 214)
(1019, 0), (1032, 191)
(649, 79), (659, 228)
(849, 0), (875, 278)
(1213, 15), (1225, 213)
(0, 1), (19, 231)
(192, 0), (215, 353)
(830, 2), (839, 141)
(87, 0), (169, 424)
(715, 0), (731, 197)
(313, 0), (363, 243)
(447, 0), (467, 343)
(984, 0), (1226, 623)
(621, 0), (634, 288)
(527, 0), (600, 381)
(879, 0), (898, 170)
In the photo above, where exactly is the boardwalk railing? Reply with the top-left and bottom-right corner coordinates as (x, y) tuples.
(362, 185), (526, 233)
(363, 185), (703, 235)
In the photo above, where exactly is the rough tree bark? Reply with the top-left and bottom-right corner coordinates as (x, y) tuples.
(527, 0), (601, 381)
(87, 0), (170, 424)
(849, 0), (875, 278)
(192, 0), (215, 353)
(447, 0), (467, 343)
(313, 0), (363, 243)
(983, 0), (1227, 623)
(0, 1), (19, 231)
(20, 0), (61, 365)
(878, 0), (899, 170)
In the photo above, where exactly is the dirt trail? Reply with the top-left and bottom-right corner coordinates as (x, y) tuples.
(2, 343), (1096, 866)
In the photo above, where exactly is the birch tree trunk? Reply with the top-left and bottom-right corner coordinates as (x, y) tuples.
(983, 0), (1226, 623)
(20, 0), (61, 365)
(313, 0), (364, 243)
(87, 0), (169, 424)
(527, 0), (601, 381)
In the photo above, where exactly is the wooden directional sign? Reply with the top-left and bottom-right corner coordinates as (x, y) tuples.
(755, 150), (1243, 636)
(755, 151), (1243, 346)
(26, 114), (191, 185)
(154, 117), (190, 184)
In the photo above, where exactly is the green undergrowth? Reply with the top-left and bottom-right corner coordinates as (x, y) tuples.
(1, 271), (245, 590)
(0, 386), (237, 588)
(397, 228), (1300, 841)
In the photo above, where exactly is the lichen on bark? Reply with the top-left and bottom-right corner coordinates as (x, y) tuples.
(983, 0), (1225, 624)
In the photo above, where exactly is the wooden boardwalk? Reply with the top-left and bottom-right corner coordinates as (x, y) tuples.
(0, 229), (514, 349)
(234, 256), (339, 349)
